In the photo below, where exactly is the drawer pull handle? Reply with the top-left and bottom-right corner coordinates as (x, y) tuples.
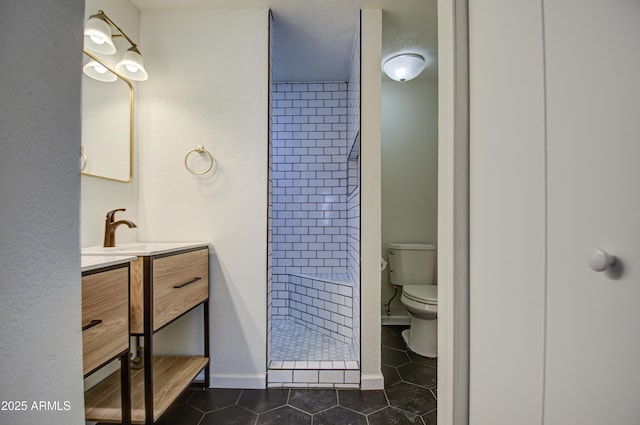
(82, 319), (102, 331)
(173, 277), (202, 289)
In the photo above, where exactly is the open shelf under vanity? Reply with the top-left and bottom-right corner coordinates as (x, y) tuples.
(85, 356), (208, 424)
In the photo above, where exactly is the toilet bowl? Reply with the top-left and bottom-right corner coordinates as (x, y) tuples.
(387, 243), (438, 358)
(400, 284), (438, 358)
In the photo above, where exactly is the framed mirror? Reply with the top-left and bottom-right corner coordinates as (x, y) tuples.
(81, 51), (134, 183)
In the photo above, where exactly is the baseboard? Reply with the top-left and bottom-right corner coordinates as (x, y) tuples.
(360, 373), (384, 390)
(210, 373), (267, 389)
(381, 315), (411, 326)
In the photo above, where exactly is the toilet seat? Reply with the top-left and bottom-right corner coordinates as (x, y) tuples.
(402, 284), (438, 305)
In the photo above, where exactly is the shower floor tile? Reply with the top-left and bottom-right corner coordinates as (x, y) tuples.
(270, 317), (355, 363)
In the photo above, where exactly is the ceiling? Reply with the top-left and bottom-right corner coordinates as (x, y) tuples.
(129, 0), (437, 82)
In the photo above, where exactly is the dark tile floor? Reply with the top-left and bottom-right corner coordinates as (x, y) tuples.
(100, 326), (437, 425)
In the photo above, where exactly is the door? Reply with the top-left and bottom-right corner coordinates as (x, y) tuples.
(544, 1), (640, 423)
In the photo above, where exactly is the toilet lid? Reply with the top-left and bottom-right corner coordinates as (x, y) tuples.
(403, 285), (438, 304)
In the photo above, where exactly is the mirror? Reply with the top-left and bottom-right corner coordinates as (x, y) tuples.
(81, 51), (134, 183)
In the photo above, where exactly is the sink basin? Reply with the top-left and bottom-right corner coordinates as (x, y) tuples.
(82, 242), (210, 256)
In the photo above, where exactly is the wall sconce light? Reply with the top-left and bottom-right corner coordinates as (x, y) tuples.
(383, 53), (426, 82)
(83, 10), (148, 81)
(82, 60), (117, 82)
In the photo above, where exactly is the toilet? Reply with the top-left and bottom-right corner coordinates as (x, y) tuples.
(387, 243), (438, 358)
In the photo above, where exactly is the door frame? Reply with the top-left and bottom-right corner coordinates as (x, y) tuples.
(437, 0), (470, 424)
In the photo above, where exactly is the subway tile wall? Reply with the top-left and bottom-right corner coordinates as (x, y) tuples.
(346, 20), (361, 362)
(271, 82), (350, 278)
(268, 21), (361, 383)
(266, 20), (274, 360)
(288, 274), (355, 344)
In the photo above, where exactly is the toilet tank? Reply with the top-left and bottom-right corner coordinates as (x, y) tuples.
(387, 243), (436, 286)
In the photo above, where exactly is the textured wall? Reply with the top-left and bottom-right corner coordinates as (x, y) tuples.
(137, 9), (269, 388)
(0, 1), (85, 423)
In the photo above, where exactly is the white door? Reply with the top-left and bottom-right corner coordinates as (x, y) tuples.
(544, 1), (640, 423)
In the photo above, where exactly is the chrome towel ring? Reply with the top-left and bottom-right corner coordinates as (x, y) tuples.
(184, 145), (215, 175)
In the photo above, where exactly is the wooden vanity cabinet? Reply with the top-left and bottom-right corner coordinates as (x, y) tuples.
(130, 247), (209, 334)
(135, 246), (210, 425)
(86, 245), (210, 424)
(82, 263), (131, 425)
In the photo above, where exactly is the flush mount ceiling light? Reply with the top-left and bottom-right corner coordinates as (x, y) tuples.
(83, 10), (148, 81)
(383, 53), (426, 82)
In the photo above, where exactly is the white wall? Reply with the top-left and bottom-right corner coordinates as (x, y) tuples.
(359, 8), (384, 389)
(0, 1), (85, 424)
(138, 9), (269, 388)
(469, 0), (547, 424)
(81, 0), (141, 247)
(381, 79), (438, 317)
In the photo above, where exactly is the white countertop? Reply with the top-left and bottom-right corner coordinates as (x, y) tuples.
(81, 255), (137, 272)
(82, 241), (211, 257)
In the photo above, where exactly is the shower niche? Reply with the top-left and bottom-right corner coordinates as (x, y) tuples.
(267, 13), (361, 388)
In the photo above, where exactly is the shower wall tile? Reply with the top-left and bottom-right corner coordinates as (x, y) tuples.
(267, 26), (274, 356)
(294, 370), (319, 383)
(272, 82), (349, 276)
(286, 274), (354, 344)
(347, 20), (361, 361)
(269, 23), (360, 385)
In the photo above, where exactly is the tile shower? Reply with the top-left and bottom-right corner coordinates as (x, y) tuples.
(267, 24), (361, 388)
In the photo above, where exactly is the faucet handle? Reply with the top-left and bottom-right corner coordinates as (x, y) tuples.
(106, 208), (126, 222)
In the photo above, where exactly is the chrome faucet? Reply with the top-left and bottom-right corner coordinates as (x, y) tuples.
(103, 208), (137, 248)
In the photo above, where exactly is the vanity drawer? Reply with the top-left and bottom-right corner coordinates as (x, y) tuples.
(82, 267), (129, 375)
(152, 248), (209, 331)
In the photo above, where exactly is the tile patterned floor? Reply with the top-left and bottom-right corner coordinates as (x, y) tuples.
(98, 326), (437, 425)
(270, 317), (354, 361)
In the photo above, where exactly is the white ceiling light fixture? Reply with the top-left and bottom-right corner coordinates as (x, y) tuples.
(83, 10), (149, 82)
(383, 53), (426, 82)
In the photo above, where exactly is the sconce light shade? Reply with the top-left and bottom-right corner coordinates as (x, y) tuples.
(116, 48), (149, 81)
(83, 60), (117, 82)
(84, 16), (117, 55)
(383, 53), (426, 82)
(84, 10), (149, 82)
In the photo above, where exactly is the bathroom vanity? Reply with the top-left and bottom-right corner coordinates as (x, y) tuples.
(81, 255), (135, 425)
(82, 243), (210, 424)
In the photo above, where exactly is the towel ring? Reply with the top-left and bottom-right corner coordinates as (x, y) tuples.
(80, 146), (88, 171)
(184, 145), (215, 175)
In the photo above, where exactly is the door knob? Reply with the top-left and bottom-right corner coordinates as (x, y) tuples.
(588, 249), (617, 272)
